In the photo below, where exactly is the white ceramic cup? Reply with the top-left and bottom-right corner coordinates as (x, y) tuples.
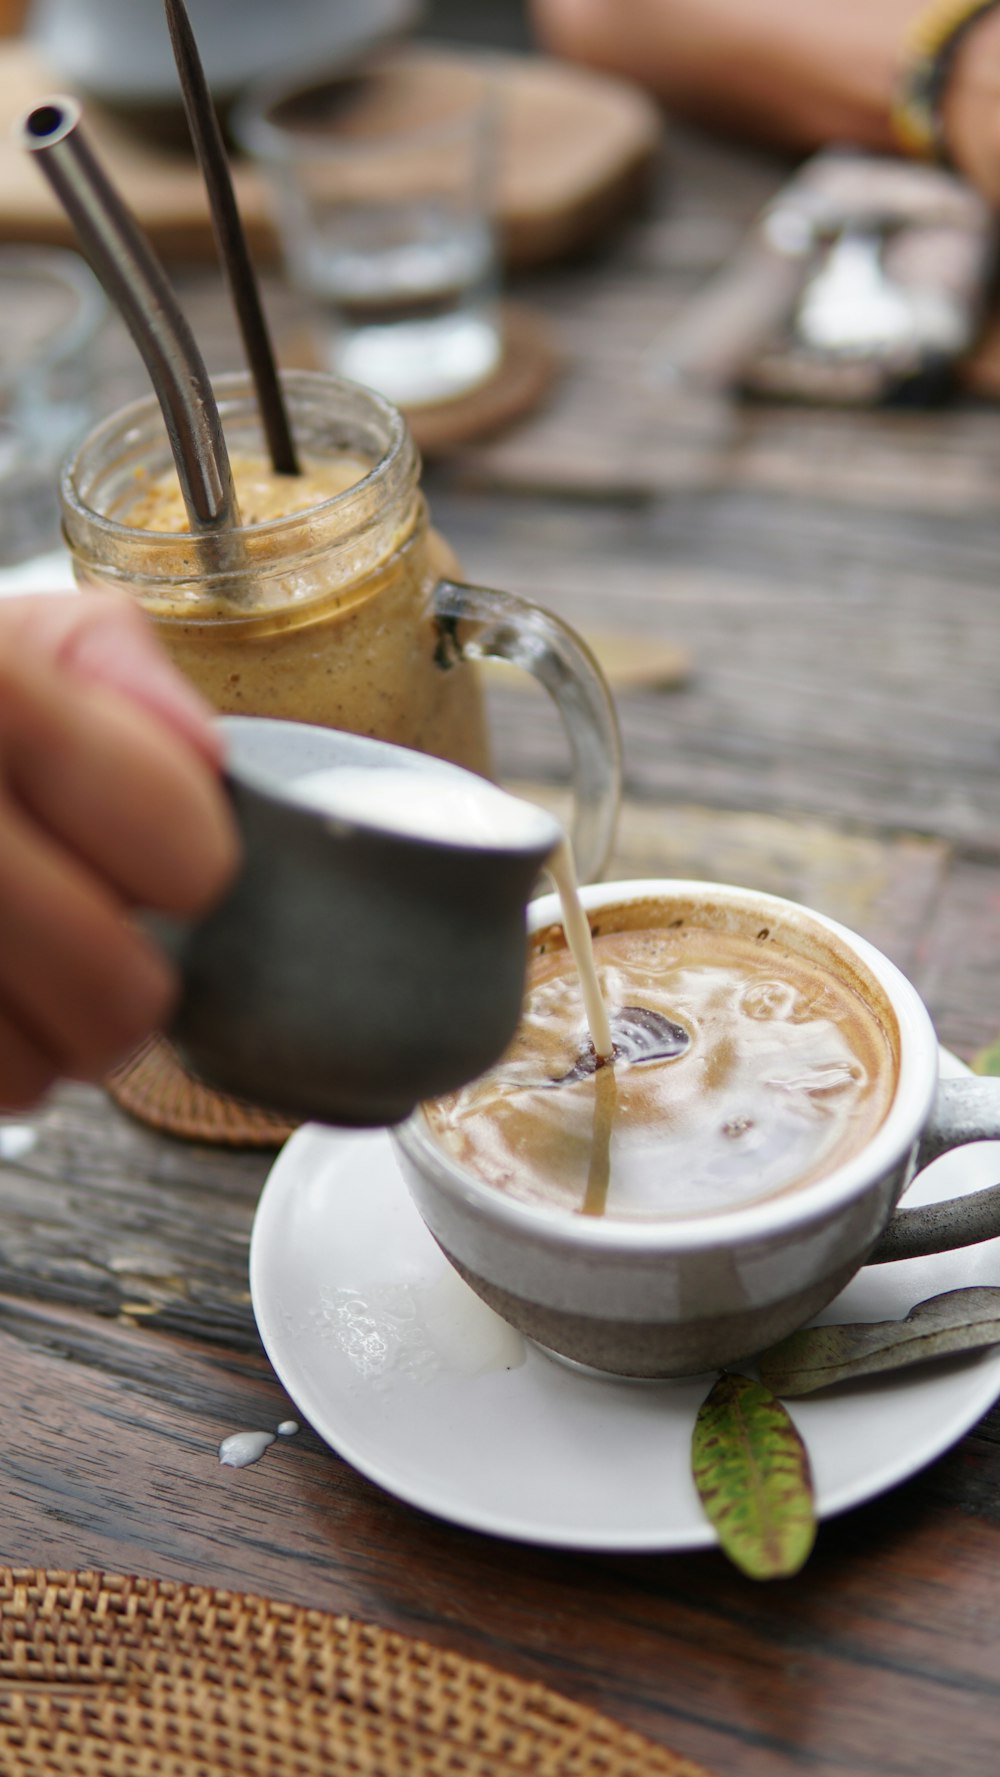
(392, 879), (1000, 1378)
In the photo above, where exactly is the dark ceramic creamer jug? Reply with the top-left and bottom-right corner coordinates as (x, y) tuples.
(148, 717), (562, 1127)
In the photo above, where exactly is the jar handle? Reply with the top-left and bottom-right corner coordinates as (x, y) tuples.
(432, 578), (621, 883)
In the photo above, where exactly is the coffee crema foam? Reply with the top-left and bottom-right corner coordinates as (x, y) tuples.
(427, 908), (898, 1221)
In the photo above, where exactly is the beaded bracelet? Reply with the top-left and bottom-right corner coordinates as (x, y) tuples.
(891, 0), (1000, 163)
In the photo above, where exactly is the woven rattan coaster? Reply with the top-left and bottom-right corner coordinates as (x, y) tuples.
(105, 1034), (298, 1148)
(404, 305), (560, 458)
(0, 1569), (715, 1777)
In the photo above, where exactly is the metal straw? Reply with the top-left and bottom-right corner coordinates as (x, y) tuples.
(164, 0), (300, 477)
(21, 96), (241, 535)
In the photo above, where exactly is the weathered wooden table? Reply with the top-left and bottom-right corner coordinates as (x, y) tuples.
(2, 80), (1000, 1777)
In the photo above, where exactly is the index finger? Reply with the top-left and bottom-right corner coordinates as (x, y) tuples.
(0, 592), (224, 768)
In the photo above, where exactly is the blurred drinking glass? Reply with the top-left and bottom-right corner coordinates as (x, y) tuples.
(234, 56), (502, 408)
(0, 246), (107, 566)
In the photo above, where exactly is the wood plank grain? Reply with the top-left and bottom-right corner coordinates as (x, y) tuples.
(428, 483), (1000, 848)
(513, 785), (948, 978)
(0, 1296), (997, 1777)
(0, 1084), (269, 1344)
(466, 375), (1000, 512)
(911, 857), (1000, 1060)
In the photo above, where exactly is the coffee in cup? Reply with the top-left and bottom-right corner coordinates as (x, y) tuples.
(392, 879), (1000, 1377)
(426, 896), (898, 1222)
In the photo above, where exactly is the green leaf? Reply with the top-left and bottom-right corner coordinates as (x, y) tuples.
(757, 1287), (1000, 1398)
(691, 1372), (816, 1580)
(971, 1036), (1000, 1076)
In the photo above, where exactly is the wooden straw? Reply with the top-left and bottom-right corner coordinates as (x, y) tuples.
(164, 0), (300, 476)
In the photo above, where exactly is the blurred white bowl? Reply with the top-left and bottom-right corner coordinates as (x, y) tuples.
(28, 0), (421, 106)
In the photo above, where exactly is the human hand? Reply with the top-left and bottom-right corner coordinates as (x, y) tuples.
(0, 592), (238, 1108)
(532, 0), (1000, 211)
(943, 10), (1000, 209)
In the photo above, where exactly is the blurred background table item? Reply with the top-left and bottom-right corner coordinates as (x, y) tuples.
(1, 4), (1000, 1777)
(0, 20), (660, 265)
(27, 0), (421, 122)
(233, 52), (503, 409)
(0, 243), (106, 564)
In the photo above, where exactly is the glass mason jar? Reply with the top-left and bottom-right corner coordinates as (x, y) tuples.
(60, 370), (620, 881)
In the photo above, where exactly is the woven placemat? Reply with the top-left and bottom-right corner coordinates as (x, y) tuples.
(0, 1569), (714, 1777)
(105, 1034), (298, 1148)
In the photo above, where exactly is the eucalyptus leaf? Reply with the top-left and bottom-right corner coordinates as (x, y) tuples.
(691, 1372), (816, 1580)
(757, 1287), (1000, 1397)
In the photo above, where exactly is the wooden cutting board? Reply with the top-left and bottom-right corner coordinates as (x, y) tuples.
(0, 39), (662, 266)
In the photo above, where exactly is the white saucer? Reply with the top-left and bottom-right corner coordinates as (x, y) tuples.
(0, 548), (75, 598)
(249, 1054), (1000, 1551)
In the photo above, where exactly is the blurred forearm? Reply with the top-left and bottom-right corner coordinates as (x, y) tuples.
(530, 0), (929, 152)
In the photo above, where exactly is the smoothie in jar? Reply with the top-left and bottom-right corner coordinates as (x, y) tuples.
(60, 371), (491, 773)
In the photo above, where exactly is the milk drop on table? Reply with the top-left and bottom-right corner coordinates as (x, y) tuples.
(218, 1420), (300, 1468)
(218, 1430), (275, 1469)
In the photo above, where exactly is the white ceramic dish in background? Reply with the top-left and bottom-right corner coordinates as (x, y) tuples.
(249, 1052), (1000, 1552)
(28, 0), (421, 105)
(0, 549), (74, 597)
